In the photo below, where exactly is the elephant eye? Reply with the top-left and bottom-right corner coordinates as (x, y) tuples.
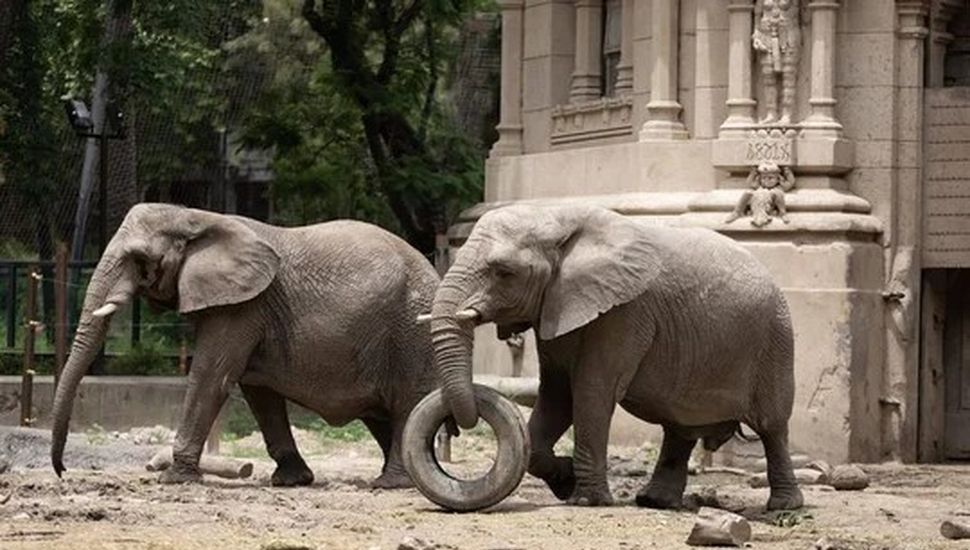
(491, 264), (516, 280)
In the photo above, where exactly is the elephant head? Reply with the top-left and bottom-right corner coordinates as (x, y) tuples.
(51, 203), (280, 476)
(430, 205), (661, 429)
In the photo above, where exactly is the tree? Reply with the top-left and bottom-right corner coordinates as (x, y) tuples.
(293, 0), (487, 254)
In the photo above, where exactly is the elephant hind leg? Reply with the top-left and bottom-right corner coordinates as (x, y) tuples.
(240, 384), (313, 487)
(755, 425), (803, 510)
(364, 416), (412, 489)
(636, 427), (696, 509)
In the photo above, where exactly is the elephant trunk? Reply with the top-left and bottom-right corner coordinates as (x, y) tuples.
(51, 234), (134, 476)
(430, 254), (484, 430)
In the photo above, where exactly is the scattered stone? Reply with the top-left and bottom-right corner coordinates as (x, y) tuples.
(0, 454), (9, 474)
(11, 512), (30, 521)
(685, 507), (751, 547)
(260, 543), (315, 550)
(829, 464), (869, 491)
(683, 487), (749, 514)
(941, 519), (970, 540)
(806, 459), (832, 481)
(814, 536), (854, 550)
(0, 492), (11, 505)
(398, 536), (458, 550)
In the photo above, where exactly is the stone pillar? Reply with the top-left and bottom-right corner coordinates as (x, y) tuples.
(891, 0), (930, 464)
(802, 0), (842, 137)
(720, 0), (756, 136)
(640, 0), (688, 140)
(570, 0), (604, 103)
(614, 0), (635, 94)
(490, 0), (525, 158)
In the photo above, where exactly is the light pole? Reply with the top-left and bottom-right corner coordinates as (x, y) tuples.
(64, 98), (125, 254)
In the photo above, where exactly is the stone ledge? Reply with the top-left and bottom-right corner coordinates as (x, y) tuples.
(712, 133), (855, 175)
(450, 191), (882, 243)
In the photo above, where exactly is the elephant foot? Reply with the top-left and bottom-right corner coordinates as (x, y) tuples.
(529, 455), (575, 501)
(158, 464), (203, 484)
(370, 470), (413, 490)
(271, 454), (314, 487)
(567, 484), (614, 507)
(635, 482), (684, 509)
(767, 487), (804, 511)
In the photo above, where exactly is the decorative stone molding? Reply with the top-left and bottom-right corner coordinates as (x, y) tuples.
(551, 96), (635, 145)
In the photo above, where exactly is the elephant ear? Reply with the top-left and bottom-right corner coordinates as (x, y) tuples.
(178, 215), (280, 314)
(539, 210), (662, 340)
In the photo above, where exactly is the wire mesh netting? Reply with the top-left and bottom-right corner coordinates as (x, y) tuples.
(0, 1), (499, 373)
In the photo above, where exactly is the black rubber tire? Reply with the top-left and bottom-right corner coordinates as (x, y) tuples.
(402, 384), (529, 512)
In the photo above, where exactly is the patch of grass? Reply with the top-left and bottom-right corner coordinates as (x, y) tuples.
(85, 423), (109, 446)
(104, 341), (178, 376)
(771, 509), (814, 528)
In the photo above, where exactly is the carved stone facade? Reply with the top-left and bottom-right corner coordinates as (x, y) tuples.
(458, 1), (970, 466)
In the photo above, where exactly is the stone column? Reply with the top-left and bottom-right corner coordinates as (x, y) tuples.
(891, 0), (930, 464)
(570, 0), (604, 103)
(639, 0), (688, 140)
(719, 0), (756, 136)
(802, 0), (842, 136)
(490, 0), (525, 158)
(614, 0), (635, 94)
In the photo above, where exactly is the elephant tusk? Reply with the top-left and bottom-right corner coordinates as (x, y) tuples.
(456, 309), (479, 321)
(416, 310), (479, 323)
(92, 303), (119, 318)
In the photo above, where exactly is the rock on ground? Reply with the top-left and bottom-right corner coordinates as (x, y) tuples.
(829, 464), (869, 491)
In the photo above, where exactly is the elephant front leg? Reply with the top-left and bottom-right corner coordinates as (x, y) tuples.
(241, 384), (313, 487)
(527, 366), (574, 501)
(160, 331), (254, 484)
(567, 378), (616, 506)
(636, 427), (696, 509)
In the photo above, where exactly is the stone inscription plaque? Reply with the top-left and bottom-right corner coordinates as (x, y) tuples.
(745, 128), (796, 165)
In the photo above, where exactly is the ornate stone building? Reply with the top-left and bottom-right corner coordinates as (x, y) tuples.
(452, 0), (970, 464)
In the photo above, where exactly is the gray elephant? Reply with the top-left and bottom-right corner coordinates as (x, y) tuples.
(425, 204), (803, 510)
(51, 203), (439, 488)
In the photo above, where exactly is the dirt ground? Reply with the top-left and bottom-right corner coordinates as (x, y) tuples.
(3, 427), (970, 550)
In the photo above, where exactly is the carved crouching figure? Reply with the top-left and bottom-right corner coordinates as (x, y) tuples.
(727, 162), (796, 227)
(754, 0), (800, 125)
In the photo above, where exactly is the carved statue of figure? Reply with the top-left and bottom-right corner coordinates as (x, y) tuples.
(753, 0), (800, 125)
(726, 162), (796, 227)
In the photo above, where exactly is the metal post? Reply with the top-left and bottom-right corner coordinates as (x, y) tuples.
(99, 133), (108, 254)
(131, 297), (141, 345)
(54, 244), (69, 390)
(5, 264), (15, 348)
(21, 269), (39, 426)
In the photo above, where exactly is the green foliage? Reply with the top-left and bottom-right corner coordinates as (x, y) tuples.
(0, 352), (56, 375)
(103, 340), (177, 375)
(228, 0), (493, 250)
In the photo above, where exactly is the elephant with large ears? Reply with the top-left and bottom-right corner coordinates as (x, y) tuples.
(429, 204), (803, 510)
(52, 203), (439, 488)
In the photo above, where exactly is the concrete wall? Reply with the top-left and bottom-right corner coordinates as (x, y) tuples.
(0, 376), (186, 432)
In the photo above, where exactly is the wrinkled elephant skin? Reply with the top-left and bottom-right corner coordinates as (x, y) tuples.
(51, 204), (439, 489)
(430, 204), (803, 511)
